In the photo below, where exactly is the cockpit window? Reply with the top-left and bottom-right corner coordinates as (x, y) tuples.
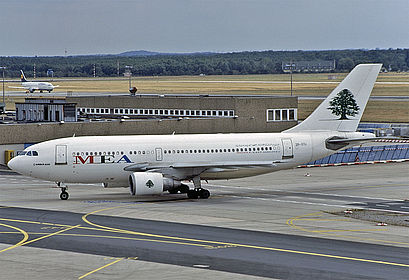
(17, 150), (38, 156)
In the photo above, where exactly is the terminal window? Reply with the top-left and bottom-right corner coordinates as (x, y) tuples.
(267, 109), (297, 122)
(78, 107), (235, 119)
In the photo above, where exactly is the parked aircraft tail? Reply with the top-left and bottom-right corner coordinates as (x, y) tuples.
(20, 70), (28, 82)
(285, 64), (382, 132)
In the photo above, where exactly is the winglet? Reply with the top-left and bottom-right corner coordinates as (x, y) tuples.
(285, 64), (382, 132)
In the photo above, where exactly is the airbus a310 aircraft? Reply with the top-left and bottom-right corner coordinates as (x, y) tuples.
(9, 70), (59, 93)
(8, 64), (382, 200)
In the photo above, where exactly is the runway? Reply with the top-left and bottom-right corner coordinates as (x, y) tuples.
(0, 162), (408, 279)
(3, 91), (409, 101)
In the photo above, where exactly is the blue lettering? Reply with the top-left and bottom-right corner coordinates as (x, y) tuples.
(116, 155), (133, 163)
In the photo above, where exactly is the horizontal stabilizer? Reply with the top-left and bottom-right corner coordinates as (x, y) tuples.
(326, 137), (379, 144)
(325, 135), (381, 150)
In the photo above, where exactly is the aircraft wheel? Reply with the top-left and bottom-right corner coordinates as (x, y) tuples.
(199, 189), (210, 199)
(179, 184), (190, 193)
(187, 190), (199, 199)
(60, 191), (69, 200)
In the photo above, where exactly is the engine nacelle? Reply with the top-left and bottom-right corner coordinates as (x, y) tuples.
(129, 172), (164, 196)
(129, 172), (183, 196)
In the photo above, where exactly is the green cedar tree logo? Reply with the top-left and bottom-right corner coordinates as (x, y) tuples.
(328, 89), (360, 120)
(146, 180), (154, 188)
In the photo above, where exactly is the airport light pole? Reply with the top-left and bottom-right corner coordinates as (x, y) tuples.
(285, 62), (295, 96)
(125, 65), (133, 89)
(0, 66), (6, 113)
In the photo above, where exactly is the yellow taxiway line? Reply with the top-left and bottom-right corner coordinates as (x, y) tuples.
(287, 212), (409, 246)
(78, 258), (123, 279)
(0, 224), (80, 254)
(82, 206), (409, 268)
(0, 206), (408, 269)
(0, 223), (29, 253)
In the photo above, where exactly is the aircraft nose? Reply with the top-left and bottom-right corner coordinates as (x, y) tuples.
(7, 157), (20, 172)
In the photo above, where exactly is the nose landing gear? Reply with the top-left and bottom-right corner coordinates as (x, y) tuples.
(57, 182), (69, 200)
(60, 189), (69, 200)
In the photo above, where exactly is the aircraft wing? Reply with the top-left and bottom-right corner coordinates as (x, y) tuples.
(8, 86), (26, 89)
(124, 161), (278, 178)
(125, 161), (278, 171)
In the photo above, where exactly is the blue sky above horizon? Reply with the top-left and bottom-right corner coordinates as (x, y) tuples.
(1, 0), (408, 56)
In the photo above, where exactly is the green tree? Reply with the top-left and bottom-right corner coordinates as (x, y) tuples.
(328, 89), (360, 119)
(337, 57), (355, 71)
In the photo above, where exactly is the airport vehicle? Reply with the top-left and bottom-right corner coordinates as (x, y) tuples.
(9, 70), (59, 93)
(8, 64), (382, 200)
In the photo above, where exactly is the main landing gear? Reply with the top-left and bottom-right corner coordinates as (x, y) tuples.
(57, 182), (69, 200)
(187, 188), (210, 199)
(168, 183), (190, 194)
(186, 176), (210, 199)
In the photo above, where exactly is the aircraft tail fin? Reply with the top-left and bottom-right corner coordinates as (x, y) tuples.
(285, 64), (382, 132)
(20, 70), (28, 82)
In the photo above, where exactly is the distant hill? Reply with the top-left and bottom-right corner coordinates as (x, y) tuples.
(117, 50), (161, 56)
(117, 50), (215, 57)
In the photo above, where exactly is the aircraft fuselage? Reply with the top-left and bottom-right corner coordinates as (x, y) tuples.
(8, 131), (371, 187)
(22, 81), (55, 92)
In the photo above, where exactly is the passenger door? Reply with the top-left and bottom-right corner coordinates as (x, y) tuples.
(155, 148), (163, 161)
(281, 139), (294, 159)
(55, 145), (67, 165)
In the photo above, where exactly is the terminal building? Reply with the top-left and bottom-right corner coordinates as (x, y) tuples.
(282, 60), (336, 73)
(15, 98), (77, 122)
(68, 94), (297, 126)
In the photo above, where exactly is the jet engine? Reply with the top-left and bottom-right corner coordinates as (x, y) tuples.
(128, 172), (182, 196)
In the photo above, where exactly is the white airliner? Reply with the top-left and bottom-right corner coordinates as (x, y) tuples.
(9, 70), (59, 93)
(8, 64), (382, 200)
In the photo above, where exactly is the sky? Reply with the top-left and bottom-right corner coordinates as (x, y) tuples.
(1, 0), (408, 56)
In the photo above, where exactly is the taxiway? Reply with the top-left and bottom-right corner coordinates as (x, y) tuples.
(0, 162), (408, 279)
